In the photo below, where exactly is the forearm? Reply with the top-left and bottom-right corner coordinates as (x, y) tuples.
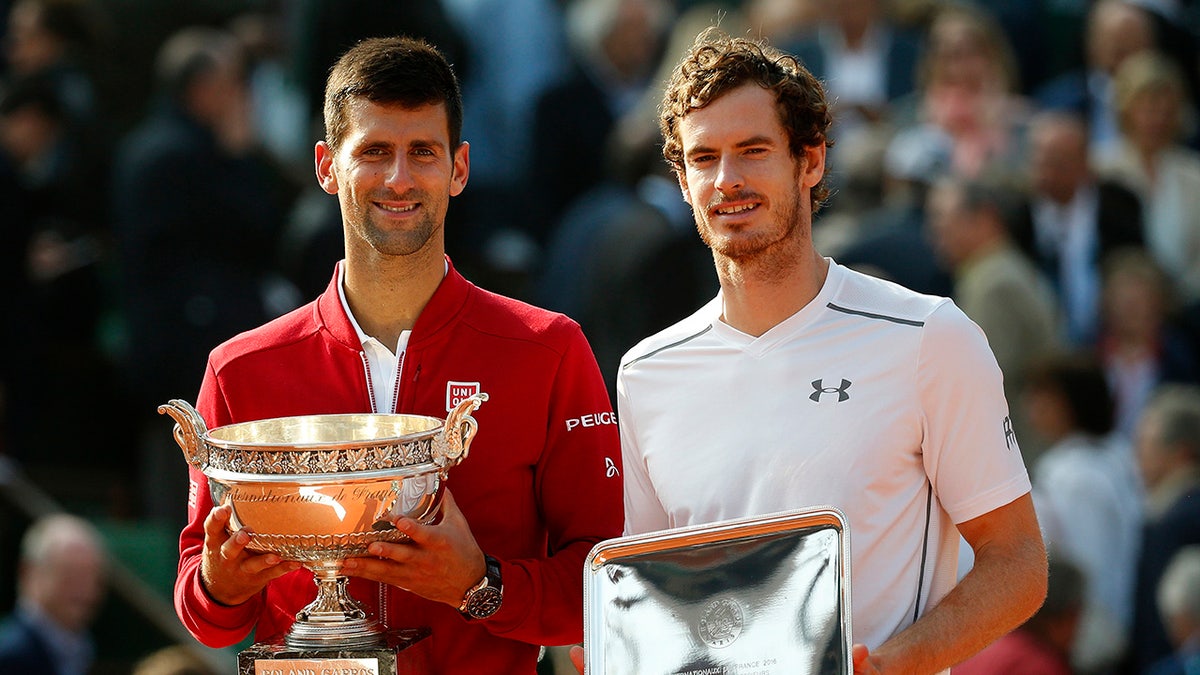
(174, 544), (261, 647)
(486, 539), (598, 645)
(867, 529), (1047, 673)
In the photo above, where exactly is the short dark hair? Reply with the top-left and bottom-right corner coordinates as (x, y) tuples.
(323, 36), (463, 152)
(1026, 352), (1115, 436)
(933, 174), (1020, 227)
(154, 26), (243, 102)
(659, 27), (833, 214)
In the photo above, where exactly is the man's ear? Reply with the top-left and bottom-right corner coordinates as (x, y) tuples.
(315, 140), (338, 194)
(677, 170), (692, 205)
(450, 141), (470, 197)
(799, 143), (826, 189)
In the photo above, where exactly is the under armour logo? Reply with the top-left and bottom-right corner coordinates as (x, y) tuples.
(605, 457), (620, 478)
(810, 378), (852, 403)
(1003, 416), (1018, 451)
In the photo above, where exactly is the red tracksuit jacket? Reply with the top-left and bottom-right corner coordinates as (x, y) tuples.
(174, 259), (623, 673)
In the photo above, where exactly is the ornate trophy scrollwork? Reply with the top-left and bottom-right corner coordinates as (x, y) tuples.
(159, 394), (487, 651)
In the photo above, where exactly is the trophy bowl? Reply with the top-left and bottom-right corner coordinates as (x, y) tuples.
(158, 393), (488, 650)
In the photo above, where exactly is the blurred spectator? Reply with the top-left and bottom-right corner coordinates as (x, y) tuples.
(229, 9), (309, 177)
(979, 0), (1055, 95)
(886, 2), (1032, 183)
(782, 0), (921, 164)
(2, 0), (107, 128)
(926, 174), (1059, 465)
(1129, 385), (1200, 673)
(527, 0), (673, 248)
(1098, 50), (1200, 304)
(1098, 249), (1200, 440)
(442, 0), (567, 278)
(1011, 110), (1145, 347)
(1035, 0), (1157, 157)
(534, 140), (714, 401)
(0, 514), (107, 675)
(0, 73), (107, 230)
(111, 26), (293, 525)
(739, 0), (821, 45)
(1024, 351), (1143, 673)
(533, 2), (720, 399)
(291, 0), (468, 122)
(955, 555), (1086, 675)
(1126, 0), (1200, 131)
(0, 69), (122, 476)
(0, 57), (123, 501)
(831, 121), (952, 297)
(1150, 545), (1200, 675)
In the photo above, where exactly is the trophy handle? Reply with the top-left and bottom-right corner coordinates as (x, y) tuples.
(433, 392), (488, 468)
(157, 399), (210, 470)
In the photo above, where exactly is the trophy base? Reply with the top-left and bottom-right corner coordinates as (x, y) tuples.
(237, 627), (431, 675)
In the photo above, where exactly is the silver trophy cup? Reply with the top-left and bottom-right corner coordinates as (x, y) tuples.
(159, 393), (487, 651)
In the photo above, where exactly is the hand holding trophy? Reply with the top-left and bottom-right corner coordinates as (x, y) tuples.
(159, 393), (487, 670)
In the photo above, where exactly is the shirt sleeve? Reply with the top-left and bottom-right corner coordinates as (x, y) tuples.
(482, 325), (624, 645)
(173, 362), (263, 648)
(917, 301), (1032, 524)
(616, 362), (671, 535)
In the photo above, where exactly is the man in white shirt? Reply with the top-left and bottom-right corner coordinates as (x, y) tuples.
(589, 27), (1047, 675)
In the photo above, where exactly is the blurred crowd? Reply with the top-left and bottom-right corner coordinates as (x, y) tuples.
(2, 0), (1200, 673)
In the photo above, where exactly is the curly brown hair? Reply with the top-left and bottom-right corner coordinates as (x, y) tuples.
(659, 27), (833, 213)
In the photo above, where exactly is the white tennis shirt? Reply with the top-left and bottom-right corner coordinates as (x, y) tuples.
(617, 260), (1032, 651)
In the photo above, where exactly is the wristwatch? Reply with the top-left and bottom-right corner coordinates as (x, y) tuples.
(459, 554), (503, 619)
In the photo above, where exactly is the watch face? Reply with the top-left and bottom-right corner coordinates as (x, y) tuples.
(466, 585), (503, 618)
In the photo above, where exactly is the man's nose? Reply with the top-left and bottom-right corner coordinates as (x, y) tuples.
(714, 156), (744, 192)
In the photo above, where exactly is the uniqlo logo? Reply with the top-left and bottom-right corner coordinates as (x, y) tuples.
(446, 381), (482, 412)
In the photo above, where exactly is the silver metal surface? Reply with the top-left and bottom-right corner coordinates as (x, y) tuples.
(159, 394), (487, 650)
(584, 508), (852, 675)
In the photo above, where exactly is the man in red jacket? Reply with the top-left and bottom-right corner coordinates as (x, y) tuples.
(172, 36), (624, 674)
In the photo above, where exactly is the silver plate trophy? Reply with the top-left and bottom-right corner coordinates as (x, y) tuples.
(159, 393), (487, 652)
(584, 507), (852, 675)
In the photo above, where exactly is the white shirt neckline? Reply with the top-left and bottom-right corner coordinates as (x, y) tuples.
(335, 261), (445, 413)
(709, 259), (844, 356)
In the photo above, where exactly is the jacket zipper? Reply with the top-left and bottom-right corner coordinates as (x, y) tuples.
(360, 352), (377, 413)
(360, 349), (391, 629)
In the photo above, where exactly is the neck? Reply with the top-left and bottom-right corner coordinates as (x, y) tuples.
(841, 21), (871, 50)
(344, 248), (445, 347)
(716, 248), (829, 337)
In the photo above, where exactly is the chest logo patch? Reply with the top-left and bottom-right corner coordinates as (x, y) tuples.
(446, 381), (482, 412)
(605, 457), (620, 478)
(810, 378), (852, 403)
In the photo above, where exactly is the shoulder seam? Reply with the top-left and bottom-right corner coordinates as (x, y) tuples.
(827, 302), (925, 327)
(622, 325), (713, 369)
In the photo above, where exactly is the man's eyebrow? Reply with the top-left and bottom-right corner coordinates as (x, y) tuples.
(686, 135), (776, 157)
(735, 135), (775, 148)
(354, 137), (447, 151)
(408, 137), (449, 152)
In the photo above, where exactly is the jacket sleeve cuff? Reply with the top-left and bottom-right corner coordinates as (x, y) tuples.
(183, 568), (263, 634)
